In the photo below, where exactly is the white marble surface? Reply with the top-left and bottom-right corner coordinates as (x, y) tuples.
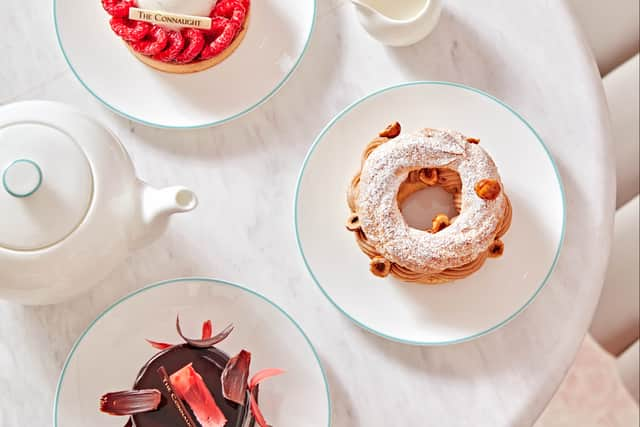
(0, 0), (614, 426)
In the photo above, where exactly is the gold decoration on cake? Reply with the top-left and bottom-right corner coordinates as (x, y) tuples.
(431, 214), (451, 233)
(475, 179), (502, 200)
(370, 257), (392, 277)
(418, 168), (439, 186)
(346, 213), (361, 231)
(379, 122), (402, 138)
(488, 239), (505, 258)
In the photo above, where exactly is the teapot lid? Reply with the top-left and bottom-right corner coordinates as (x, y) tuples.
(0, 104), (94, 251)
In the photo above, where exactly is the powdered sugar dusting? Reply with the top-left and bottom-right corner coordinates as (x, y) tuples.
(356, 129), (507, 273)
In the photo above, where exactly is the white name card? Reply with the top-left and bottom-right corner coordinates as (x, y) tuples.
(129, 7), (212, 30)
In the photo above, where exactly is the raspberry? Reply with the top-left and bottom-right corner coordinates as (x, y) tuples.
(109, 17), (151, 42)
(200, 20), (240, 60)
(202, 16), (229, 36)
(153, 31), (185, 62)
(216, 0), (250, 12)
(212, 0), (247, 26)
(131, 26), (169, 56)
(102, 0), (136, 18)
(175, 28), (205, 64)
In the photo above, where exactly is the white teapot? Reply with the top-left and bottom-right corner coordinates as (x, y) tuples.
(0, 101), (198, 305)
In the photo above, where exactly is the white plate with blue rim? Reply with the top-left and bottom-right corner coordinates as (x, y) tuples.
(295, 81), (566, 346)
(54, 278), (331, 426)
(54, 0), (316, 128)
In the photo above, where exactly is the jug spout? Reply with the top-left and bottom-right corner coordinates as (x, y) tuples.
(351, 0), (378, 16)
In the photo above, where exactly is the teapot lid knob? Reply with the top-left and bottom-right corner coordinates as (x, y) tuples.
(3, 159), (43, 198)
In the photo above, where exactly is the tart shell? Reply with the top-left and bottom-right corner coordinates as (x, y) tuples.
(127, 14), (249, 74)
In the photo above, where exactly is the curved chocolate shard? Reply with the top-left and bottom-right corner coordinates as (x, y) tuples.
(100, 389), (161, 416)
(176, 315), (234, 348)
(222, 350), (252, 405)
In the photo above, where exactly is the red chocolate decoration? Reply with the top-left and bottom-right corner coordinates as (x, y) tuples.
(221, 350), (251, 405)
(170, 363), (228, 427)
(99, 389), (161, 416)
(202, 320), (213, 340)
(145, 339), (173, 350)
(248, 369), (285, 427)
(249, 368), (286, 391)
(249, 392), (268, 427)
(158, 366), (198, 427)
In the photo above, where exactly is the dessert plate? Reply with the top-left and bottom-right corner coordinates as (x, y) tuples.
(54, 278), (331, 426)
(54, 0), (316, 128)
(295, 81), (566, 345)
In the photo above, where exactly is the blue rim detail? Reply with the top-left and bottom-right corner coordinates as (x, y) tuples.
(294, 81), (567, 346)
(2, 159), (43, 198)
(53, 1), (317, 129)
(53, 278), (332, 426)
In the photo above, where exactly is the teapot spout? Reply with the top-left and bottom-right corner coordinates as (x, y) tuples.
(141, 183), (198, 225)
(130, 181), (198, 249)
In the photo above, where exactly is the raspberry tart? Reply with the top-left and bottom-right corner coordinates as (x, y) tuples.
(101, 0), (250, 73)
(346, 122), (512, 285)
(100, 316), (283, 427)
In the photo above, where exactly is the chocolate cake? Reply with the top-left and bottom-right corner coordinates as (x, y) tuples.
(100, 317), (283, 427)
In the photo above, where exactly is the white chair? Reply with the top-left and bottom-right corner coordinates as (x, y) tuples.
(536, 5), (640, 424)
(604, 55), (640, 208)
(567, 0), (639, 75)
(590, 196), (639, 356)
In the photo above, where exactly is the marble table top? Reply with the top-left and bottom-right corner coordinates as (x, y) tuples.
(0, 0), (614, 426)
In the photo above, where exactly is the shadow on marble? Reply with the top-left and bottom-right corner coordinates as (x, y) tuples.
(384, 7), (509, 90)
(357, 328), (501, 377)
(16, 228), (208, 362)
(130, 1), (344, 162)
(144, 4), (297, 114)
(351, 270), (569, 426)
(320, 357), (360, 427)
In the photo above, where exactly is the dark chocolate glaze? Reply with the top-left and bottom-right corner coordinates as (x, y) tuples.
(131, 344), (252, 427)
